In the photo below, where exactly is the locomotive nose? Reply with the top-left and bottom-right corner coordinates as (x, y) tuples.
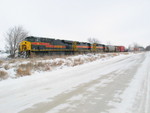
(22, 44), (27, 51)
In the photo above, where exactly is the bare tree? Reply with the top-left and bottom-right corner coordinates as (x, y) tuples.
(5, 26), (28, 58)
(132, 42), (140, 51)
(146, 45), (150, 51)
(87, 37), (101, 44)
(133, 42), (140, 48)
(106, 41), (112, 45)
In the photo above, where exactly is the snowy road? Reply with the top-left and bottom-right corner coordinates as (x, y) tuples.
(0, 52), (150, 113)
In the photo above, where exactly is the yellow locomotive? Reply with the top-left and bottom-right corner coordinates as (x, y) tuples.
(19, 41), (31, 58)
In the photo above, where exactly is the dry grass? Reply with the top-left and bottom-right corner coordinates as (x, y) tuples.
(42, 55), (51, 60)
(19, 63), (34, 69)
(0, 60), (3, 65)
(17, 61), (52, 76)
(16, 63), (34, 76)
(17, 58), (29, 62)
(0, 70), (8, 79)
(9, 59), (16, 63)
(29, 54), (67, 60)
(49, 55), (66, 60)
(30, 53), (38, 58)
(50, 60), (65, 67)
(112, 53), (119, 56)
(72, 58), (84, 66)
(84, 57), (97, 62)
(16, 68), (31, 76)
(122, 52), (129, 55)
(34, 62), (47, 71)
(64, 61), (71, 66)
(100, 55), (106, 58)
(32, 62), (51, 71)
(4, 64), (10, 70)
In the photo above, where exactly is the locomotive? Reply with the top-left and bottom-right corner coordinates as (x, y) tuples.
(19, 36), (125, 58)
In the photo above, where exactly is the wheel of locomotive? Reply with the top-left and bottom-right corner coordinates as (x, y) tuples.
(18, 52), (21, 58)
(21, 51), (28, 58)
(26, 51), (30, 58)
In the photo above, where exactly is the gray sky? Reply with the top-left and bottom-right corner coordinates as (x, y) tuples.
(0, 0), (150, 50)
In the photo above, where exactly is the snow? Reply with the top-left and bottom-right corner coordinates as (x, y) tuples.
(110, 52), (150, 113)
(0, 52), (149, 113)
(0, 51), (9, 60)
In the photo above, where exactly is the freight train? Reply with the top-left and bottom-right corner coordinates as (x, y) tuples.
(18, 36), (125, 58)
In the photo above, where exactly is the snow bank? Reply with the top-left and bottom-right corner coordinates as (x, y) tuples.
(0, 52), (9, 60)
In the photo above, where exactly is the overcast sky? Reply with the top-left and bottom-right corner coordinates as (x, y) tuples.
(0, 0), (150, 50)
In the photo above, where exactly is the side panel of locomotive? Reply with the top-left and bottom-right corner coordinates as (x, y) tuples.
(96, 44), (105, 52)
(75, 42), (91, 53)
(25, 36), (69, 55)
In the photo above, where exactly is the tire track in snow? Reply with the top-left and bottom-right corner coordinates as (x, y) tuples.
(19, 53), (146, 113)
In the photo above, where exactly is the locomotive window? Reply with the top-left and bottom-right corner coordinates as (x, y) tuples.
(41, 38), (46, 42)
(31, 45), (36, 49)
(28, 38), (35, 42)
(47, 39), (50, 42)
(24, 38), (28, 41)
(35, 38), (40, 42)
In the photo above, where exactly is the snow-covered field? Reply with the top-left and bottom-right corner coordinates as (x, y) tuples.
(0, 52), (149, 113)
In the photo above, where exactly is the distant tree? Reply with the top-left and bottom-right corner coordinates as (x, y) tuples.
(87, 37), (100, 44)
(128, 44), (133, 51)
(4, 26), (28, 58)
(106, 41), (112, 45)
(133, 42), (140, 48)
(128, 43), (143, 51)
(146, 45), (150, 51)
(133, 42), (140, 51)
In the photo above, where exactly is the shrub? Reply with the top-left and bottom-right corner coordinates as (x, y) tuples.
(0, 70), (8, 79)
(43, 64), (51, 71)
(72, 58), (84, 66)
(9, 59), (16, 63)
(4, 64), (10, 70)
(123, 52), (129, 55)
(16, 68), (31, 76)
(100, 55), (106, 58)
(0, 60), (3, 65)
(50, 60), (64, 67)
(112, 53), (119, 57)
(33, 62), (51, 71)
(17, 62), (34, 76)
(19, 62), (34, 69)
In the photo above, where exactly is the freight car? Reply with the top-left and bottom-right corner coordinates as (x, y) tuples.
(19, 36), (125, 58)
(105, 45), (116, 52)
(115, 46), (125, 52)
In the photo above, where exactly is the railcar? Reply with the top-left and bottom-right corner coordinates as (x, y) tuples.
(115, 46), (125, 52)
(105, 45), (116, 52)
(118, 46), (125, 52)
